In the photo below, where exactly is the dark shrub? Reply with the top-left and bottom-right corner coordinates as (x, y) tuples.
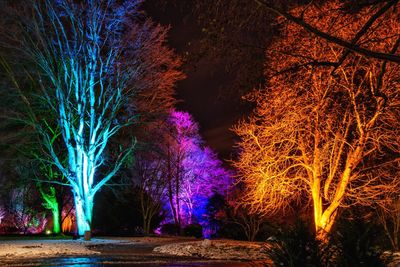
(265, 220), (322, 267)
(219, 222), (247, 240)
(183, 223), (203, 238)
(265, 217), (386, 267)
(332, 217), (386, 267)
(92, 188), (140, 235)
(160, 223), (180, 236)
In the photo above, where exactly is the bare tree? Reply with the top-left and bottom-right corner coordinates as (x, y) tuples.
(234, 0), (400, 242)
(133, 148), (166, 235)
(255, 0), (400, 64)
(2, 0), (183, 235)
(378, 197), (400, 250)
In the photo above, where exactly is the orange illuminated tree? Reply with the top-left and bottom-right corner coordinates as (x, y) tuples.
(234, 1), (400, 241)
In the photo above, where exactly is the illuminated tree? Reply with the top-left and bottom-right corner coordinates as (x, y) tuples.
(17, 0), (138, 235)
(160, 111), (231, 231)
(234, 1), (400, 241)
(5, 0), (184, 235)
(180, 146), (231, 226)
(255, 0), (400, 64)
(8, 186), (47, 234)
(36, 166), (68, 235)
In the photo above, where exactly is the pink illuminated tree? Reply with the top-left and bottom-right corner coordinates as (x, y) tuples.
(161, 110), (231, 231)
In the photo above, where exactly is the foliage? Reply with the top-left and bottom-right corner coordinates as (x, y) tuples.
(332, 217), (386, 267)
(265, 221), (323, 267)
(203, 193), (228, 238)
(265, 217), (387, 267)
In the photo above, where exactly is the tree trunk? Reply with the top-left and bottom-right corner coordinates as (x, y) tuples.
(73, 193), (92, 236)
(143, 213), (149, 235)
(145, 215), (152, 235)
(51, 206), (61, 234)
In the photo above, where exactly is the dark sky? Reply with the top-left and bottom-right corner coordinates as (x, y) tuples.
(143, 2), (256, 160)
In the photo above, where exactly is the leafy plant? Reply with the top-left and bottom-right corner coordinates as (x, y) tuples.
(264, 221), (322, 267)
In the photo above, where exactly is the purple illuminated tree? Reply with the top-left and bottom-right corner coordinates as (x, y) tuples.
(161, 111), (231, 232)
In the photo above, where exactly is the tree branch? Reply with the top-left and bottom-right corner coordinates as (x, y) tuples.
(255, 0), (400, 63)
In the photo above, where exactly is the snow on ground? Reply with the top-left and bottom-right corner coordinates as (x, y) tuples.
(0, 237), (271, 262)
(153, 239), (270, 260)
(0, 238), (130, 258)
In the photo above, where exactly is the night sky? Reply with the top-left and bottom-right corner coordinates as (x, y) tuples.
(143, 2), (257, 160)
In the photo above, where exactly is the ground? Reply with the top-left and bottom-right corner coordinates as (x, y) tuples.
(153, 239), (270, 260)
(1, 236), (398, 266)
(0, 236), (271, 266)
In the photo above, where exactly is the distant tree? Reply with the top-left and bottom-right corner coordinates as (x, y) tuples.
(234, 0), (400, 242)
(224, 198), (267, 242)
(133, 143), (166, 235)
(8, 184), (47, 234)
(160, 111), (231, 231)
(145, 0), (272, 101)
(34, 163), (70, 235)
(378, 197), (400, 251)
(180, 146), (231, 226)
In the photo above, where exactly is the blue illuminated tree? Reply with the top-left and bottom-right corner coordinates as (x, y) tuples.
(18, 0), (161, 235)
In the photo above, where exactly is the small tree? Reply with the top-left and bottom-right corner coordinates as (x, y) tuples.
(133, 147), (166, 235)
(378, 198), (400, 251)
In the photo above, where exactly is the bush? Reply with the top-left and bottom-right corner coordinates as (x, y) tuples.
(183, 223), (203, 238)
(265, 220), (322, 267)
(219, 222), (247, 240)
(160, 223), (180, 236)
(332, 218), (385, 267)
(265, 218), (386, 267)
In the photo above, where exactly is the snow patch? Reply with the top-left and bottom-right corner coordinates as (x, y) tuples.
(0, 238), (129, 258)
(153, 239), (270, 260)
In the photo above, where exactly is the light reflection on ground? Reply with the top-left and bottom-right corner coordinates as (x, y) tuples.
(0, 256), (268, 267)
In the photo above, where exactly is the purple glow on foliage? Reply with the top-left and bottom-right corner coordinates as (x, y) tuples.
(163, 111), (232, 237)
(169, 111), (199, 136)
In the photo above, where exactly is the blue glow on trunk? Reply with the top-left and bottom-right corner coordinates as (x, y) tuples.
(31, 0), (139, 236)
